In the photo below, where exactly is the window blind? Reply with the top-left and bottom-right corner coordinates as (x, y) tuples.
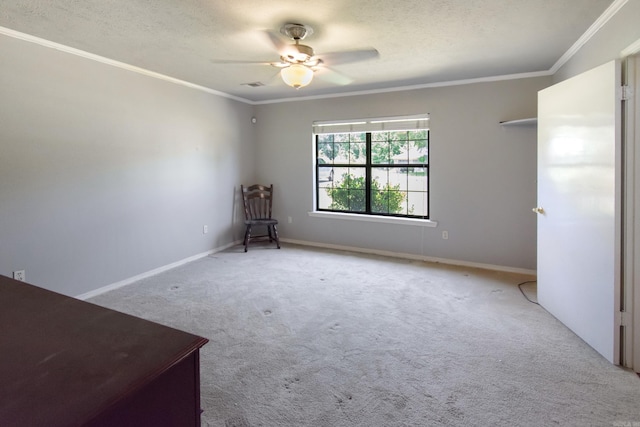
(312, 114), (429, 134)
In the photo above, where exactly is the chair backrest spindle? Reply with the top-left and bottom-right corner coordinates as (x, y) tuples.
(241, 184), (275, 221)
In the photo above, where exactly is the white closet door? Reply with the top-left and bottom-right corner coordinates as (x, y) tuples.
(630, 54), (640, 372)
(537, 60), (621, 363)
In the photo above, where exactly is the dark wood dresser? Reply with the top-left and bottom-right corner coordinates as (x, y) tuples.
(0, 274), (208, 426)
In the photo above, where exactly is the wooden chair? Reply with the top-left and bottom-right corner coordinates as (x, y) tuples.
(241, 184), (281, 252)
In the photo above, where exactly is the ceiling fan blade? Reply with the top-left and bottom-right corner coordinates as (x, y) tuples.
(265, 70), (285, 86)
(240, 70), (284, 88)
(211, 59), (291, 70)
(314, 67), (353, 86)
(318, 48), (379, 66)
(264, 30), (286, 51)
(211, 59), (274, 65)
(262, 30), (297, 57)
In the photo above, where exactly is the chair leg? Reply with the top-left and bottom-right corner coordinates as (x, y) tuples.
(244, 225), (252, 252)
(272, 224), (281, 249)
(267, 225), (273, 242)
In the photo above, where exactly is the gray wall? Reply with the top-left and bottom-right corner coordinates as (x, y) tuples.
(0, 35), (255, 296)
(554, 0), (640, 82)
(5, 0), (636, 295)
(255, 77), (550, 271)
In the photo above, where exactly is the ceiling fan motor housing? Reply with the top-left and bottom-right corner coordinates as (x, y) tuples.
(283, 43), (314, 62)
(280, 23), (313, 40)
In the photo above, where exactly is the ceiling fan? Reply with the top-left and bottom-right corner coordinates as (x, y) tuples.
(217, 23), (379, 89)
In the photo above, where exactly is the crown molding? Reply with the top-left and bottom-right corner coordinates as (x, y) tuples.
(549, 0), (628, 74)
(251, 70), (552, 105)
(0, 25), (253, 104)
(621, 38), (640, 57)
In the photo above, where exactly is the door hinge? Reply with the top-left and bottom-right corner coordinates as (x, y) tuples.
(620, 85), (633, 101)
(617, 311), (631, 327)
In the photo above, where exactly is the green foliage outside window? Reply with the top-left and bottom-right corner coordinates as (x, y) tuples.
(327, 173), (407, 214)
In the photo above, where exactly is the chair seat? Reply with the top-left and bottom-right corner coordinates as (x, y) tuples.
(245, 218), (278, 226)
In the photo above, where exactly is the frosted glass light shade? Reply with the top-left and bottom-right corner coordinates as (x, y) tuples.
(281, 64), (313, 89)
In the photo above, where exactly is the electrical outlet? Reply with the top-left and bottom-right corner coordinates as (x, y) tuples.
(203, 225), (208, 234)
(288, 216), (292, 224)
(13, 270), (26, 281)
(442, 231), (449, 240)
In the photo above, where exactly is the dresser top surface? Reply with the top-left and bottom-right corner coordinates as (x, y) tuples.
(0, 275), (208, 425)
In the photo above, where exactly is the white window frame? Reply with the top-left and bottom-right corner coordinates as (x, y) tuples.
(312, 114), (432, 223)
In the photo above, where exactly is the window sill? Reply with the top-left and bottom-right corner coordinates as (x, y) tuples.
(308, 211), (438, 227)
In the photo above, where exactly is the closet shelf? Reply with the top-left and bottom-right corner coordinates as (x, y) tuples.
(499, 118), (537, 126)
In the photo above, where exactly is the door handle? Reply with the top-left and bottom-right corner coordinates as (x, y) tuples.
(532, 207), (545, 214)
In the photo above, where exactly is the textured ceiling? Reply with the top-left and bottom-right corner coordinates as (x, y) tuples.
(0, 0), (615, 103)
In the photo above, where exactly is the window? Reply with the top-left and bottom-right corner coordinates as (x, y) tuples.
(314, 115), (429, 219)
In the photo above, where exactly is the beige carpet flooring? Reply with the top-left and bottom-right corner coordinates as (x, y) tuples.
(89, 244), (640, 426)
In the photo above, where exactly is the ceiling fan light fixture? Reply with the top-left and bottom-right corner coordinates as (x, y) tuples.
(281, 64), (313, 89)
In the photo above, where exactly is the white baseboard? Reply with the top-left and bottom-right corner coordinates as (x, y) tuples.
(75, 240), (242, 300)
(280, 238), (537, 276)
(76, 238), (535, 300)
